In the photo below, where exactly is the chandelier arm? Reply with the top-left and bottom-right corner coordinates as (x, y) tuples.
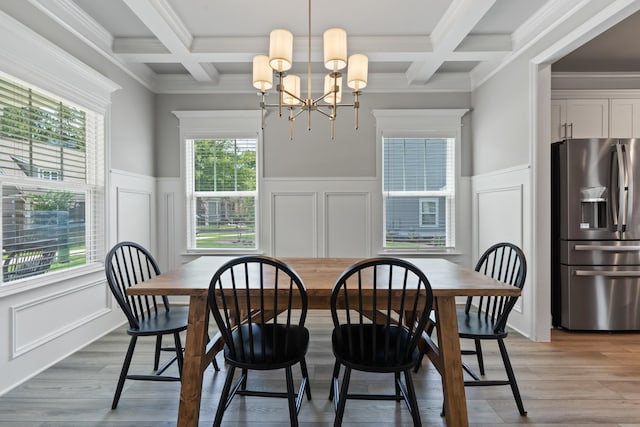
(279, 87), (306, 105)
(291, 107), (306, 120)
(314, 107), (334, 119)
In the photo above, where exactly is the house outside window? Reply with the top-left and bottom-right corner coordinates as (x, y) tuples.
(373, 109), (467, 251)
(0, 75), (104, 284)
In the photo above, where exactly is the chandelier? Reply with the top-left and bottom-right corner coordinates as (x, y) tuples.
(252, 0), (368, 140)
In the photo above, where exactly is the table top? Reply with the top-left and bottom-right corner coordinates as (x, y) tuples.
(127, 256), (521, 298)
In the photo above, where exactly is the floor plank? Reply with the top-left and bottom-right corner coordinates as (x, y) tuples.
(2, 310), (640, 426)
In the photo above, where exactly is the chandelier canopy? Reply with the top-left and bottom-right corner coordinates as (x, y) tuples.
(252, 0), (368, 140)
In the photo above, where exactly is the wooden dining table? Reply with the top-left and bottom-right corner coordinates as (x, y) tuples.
(126, 256), (521, 427)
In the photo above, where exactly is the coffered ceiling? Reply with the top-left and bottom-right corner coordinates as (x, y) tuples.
(26, 0), (628, 94)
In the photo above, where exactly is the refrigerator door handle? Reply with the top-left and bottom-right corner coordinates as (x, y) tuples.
(575, 270), (640, 277)
(623, 143), (633, 230)
(574, 244), (640, 252)
(612, 144), (626, 232)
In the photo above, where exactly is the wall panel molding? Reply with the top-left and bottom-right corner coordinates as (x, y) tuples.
(10, 280), (112, 359)
(270, 192), (318, 257)
(472, 164), (531, 337)
(324, 192), (371, 257)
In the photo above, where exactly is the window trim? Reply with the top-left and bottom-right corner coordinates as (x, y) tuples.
(372, 109), (468, 254)
(0, 14), (117, 295)
(173, 110), (263, 255)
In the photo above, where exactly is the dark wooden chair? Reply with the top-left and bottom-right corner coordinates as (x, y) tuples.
(208, 255), (311, 427)
(437, 242), (528, 416)
(328, 257), (433, 426)
(104, 241), (194, 409)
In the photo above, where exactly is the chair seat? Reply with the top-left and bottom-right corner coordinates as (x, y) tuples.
(332, 324), (419, 371)
(456, 310), (507, 339)
(225, 323), (309, 368)
(127, 306), (189, 337)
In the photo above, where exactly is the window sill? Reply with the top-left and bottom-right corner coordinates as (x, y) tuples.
(183, 249), (265, 257)
(377, 248), (464, 257)
(0, 263), (104, 298)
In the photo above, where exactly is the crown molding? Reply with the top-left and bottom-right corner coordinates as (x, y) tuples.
(0, 9), (120, 112)
(28, 0), (156, 90)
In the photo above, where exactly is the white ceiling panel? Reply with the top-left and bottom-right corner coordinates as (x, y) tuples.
(35, 0), (637, 93)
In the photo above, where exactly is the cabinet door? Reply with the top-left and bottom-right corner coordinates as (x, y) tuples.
(610, 99), (640, 138)
(565, 99), (609, 138)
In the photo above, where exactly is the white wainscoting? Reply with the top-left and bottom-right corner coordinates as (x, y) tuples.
(472, 165), (532, 338)
(10, 280), (111, 359)
(261, 178), (379, 258)
(109, 169), (156, 256)
(271, 192), (318, 257)
(325, 192), (371, 257)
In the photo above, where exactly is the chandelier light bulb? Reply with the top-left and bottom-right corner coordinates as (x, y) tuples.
(324, 74), (342, 104)
(252, 55), (273, 91)
(347, 54), (368, 91)
(282, 75), (301, 106)
(323, 28), (347, 71)
(269, 29), (293, 72)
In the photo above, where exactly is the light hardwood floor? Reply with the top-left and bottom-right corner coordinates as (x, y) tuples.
(2, 311), (640, 426)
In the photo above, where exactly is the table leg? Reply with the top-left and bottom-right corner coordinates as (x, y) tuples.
(435, 296), (468, 427)
(177, 295), (209, 427)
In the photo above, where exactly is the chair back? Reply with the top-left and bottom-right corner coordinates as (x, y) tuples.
(208, 256), (308, 364)
(466, 242), (527, 333)
(330, 258), (433, 366)
(105, 241), (170, 330)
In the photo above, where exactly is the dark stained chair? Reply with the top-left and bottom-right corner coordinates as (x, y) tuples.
(438, 242), (528, 416)
(105, 241), (202, 409)
(208, 255), (311, 427)
(328, 258), (433, 426)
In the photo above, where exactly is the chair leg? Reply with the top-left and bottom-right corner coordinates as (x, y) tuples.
(241, 368), (248, 390)
(213, 366), (236, 427)
(475, 339), (485, 375)
(285, 366), (299, 427)
(154, 335), (162, 371)
(334, 366), (351, 427)
(173, 332), (184, 376)
(300, 357), (312, 400)
(403, 369), (422, 427)
(112, 335), (137, 409)
(206, 333), (220, 371)
(328, 360), (340, 401)
(394, 372), (402, 401)
(498, 338), (527, 416)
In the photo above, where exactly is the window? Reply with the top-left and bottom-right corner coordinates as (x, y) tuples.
(383, 137), (454, 248)
(186, 138), (257, 250)
(0, 75), (104, 284)
(373, 109), (467, 251)
(420, 198), (439, 227)
(176, 110), (262, 253)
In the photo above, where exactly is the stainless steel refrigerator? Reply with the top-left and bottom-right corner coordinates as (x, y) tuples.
(551, 138), (640, 331)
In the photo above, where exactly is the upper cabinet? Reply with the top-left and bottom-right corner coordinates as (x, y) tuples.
(609, 99), (640, 138)
(551, 99), (609, 141)
(552, 92), (640, 141)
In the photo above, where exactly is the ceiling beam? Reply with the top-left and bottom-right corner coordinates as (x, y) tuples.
(122, 0), (219, 83)
(406, 0), (497, 85)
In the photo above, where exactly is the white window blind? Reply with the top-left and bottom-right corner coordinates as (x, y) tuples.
(0, 75), (105, 284)
(383, 137), (455, 249)
(186, 138), (257, 250)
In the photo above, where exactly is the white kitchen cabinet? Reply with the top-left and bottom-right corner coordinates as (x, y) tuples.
(551, 99), (609, 141)
(609, 98), (640, 138)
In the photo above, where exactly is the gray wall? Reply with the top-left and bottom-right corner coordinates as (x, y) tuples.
(155, 92), (472, 179)
(1, 0), (156, 177)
